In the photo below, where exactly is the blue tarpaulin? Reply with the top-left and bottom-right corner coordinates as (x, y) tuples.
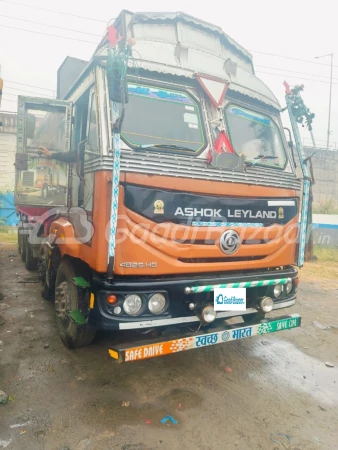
(0, 192), (18, 226)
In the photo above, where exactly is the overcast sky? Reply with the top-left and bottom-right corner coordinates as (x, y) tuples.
(1, 0), (337, 148)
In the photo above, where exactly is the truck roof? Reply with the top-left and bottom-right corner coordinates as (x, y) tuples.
(61, 10), (280, 111)
(126, 11), (252, 62)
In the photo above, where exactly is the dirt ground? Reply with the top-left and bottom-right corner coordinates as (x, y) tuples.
(0, 239), (338, 450)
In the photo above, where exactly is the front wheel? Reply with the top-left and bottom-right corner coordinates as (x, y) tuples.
(55, 259), (95, 348)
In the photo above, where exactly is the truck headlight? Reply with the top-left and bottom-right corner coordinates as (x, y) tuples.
(148, 293), (168, 315)
(123, 294), (142, 316)
(201, 305), (217, 323)
(274, 284), (283, 298)
(286, 279), (293, 294)
(260, 296), (274, 313)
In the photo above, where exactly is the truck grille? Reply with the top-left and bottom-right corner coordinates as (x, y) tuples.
(178, 256), (267, 263)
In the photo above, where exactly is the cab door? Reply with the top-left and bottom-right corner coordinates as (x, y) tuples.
(15, 96), (72, 207)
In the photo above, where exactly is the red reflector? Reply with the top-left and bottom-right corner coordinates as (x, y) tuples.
(107, 295), (117, 305)
(295, 278), (299, 285)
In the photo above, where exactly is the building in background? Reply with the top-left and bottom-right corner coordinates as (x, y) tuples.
(0, 111), (17, 225)
(312, 214), (338, 247)
(0, 111), (17, 190)
(304, 147), (338, 208)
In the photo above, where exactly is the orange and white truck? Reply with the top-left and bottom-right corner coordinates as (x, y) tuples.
(15, 11), (309, 362)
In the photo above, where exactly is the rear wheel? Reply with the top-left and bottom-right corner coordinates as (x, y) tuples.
(55, 259), (95, 348)
(20, 228), (27, 262)
(38, 246), (55, 301)
(18, 226), (23, 255)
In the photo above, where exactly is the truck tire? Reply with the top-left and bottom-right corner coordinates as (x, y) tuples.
(38, 247), (55, 301)
(18, 226), (23, 255)
(55, 259), (95, 348)
(20, 228), (27, 262)
(41, 281), (54, 301)
(24, 235), (38, 271)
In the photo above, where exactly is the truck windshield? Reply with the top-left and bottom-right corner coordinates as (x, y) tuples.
(225, 105), (287, 168)
(120, 83), (205, 153)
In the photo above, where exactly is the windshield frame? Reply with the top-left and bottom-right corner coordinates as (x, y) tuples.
(224, 103), (288, 170)
(120, 82), (208, 156)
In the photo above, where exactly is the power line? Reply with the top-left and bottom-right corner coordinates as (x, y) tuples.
(256, 70), (338, 85)
(5, 80), (54, 92)
(2, 26), (334, 82)
(2, 94), (17, 100)
(1, 98), (16, 103)
(251, 49), (338, 69)
(0, 11), (336, 85)
(256, 65), (338, 82)
(0, 0), (107, 23)
(0, 24), (100, 44)
(0, 7), (336, 74)
(303, 137), (327, 143)
(2, 92), (48, 99)
(6, 85), (53, 96)
(0, 0), (336, 72)
(0, 14), (103, 37)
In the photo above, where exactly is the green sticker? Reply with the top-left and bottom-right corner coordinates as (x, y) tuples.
(257, 317), (300, 335)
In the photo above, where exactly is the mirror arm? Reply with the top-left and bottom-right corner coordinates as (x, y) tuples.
(284, 127), (297, 168)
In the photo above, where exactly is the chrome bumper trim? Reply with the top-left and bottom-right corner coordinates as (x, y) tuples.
(118, 308), (258, 330)
(118, 298), (296, 330)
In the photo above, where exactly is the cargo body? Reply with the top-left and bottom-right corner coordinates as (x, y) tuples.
(15, 11), (304, 360)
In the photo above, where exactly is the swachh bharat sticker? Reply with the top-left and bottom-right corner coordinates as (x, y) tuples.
(214, 288), (246, 311)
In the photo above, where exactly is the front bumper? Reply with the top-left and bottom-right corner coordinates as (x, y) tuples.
(112, 295), (296, 330)
(109, 314), (301, 363)
(90, 267), (298, 331)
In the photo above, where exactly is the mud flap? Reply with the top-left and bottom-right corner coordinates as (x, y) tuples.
(70, 277), (91, 324)
(68, 309), (87, 325)
(66, 309), (88, 340)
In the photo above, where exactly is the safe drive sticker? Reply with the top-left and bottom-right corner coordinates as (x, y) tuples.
(117, 316), (300, 361)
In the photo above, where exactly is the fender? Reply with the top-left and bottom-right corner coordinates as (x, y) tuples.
(49, 218), (85, 260)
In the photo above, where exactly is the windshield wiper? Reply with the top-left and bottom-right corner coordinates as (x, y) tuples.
(254, 155), (278, 160)
(132, 144), (193, 151)
(245, 155), (279, 167)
